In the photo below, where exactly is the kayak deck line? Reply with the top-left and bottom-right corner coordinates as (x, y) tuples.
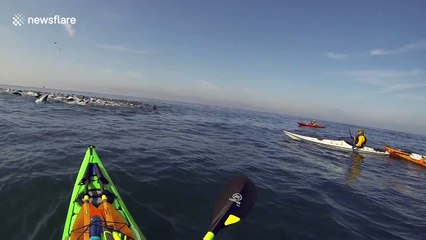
(283, 130), (389, 155)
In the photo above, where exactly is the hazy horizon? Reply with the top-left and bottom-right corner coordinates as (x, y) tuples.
(2, 82), (424, 137)
(1, 0), (425, 136)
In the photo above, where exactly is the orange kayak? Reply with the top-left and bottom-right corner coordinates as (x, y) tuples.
(384, 145), (426, 168)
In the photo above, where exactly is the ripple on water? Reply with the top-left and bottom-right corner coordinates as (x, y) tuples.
(0, 91), (425, 240)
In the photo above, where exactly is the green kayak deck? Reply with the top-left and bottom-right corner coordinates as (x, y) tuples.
(62, 146), (146, 240)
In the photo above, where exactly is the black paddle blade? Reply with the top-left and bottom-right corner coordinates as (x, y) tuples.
(209, 175), (257, 234)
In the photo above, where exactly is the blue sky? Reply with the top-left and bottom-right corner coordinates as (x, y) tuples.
(1, 0), (425, 135)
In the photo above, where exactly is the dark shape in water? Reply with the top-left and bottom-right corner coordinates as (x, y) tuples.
(12, 91), (22, 96)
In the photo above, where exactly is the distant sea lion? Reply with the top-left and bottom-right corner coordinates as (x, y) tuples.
(35, 94), (48, 103)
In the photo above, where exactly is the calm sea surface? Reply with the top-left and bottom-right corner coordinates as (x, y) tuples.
(1, 89), (425, 240)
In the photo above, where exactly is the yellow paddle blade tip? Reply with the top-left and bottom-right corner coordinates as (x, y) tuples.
(224, 214), (240, 226)
(203, 231), (215, 240)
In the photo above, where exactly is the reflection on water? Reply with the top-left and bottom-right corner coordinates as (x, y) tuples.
(345, 153), (365, 185)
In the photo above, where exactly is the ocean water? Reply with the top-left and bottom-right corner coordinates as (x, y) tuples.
(1, 89), (425, 240)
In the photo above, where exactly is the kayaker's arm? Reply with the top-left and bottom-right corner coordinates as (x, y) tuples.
(353, 135), (359, 146)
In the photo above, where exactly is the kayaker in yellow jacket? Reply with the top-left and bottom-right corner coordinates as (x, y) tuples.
(354, 129), (367, 148)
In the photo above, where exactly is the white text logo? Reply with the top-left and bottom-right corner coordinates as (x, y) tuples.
(12, 13), (77, 27)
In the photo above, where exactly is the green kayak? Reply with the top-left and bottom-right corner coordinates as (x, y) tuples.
(62, 146), (146, 240)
